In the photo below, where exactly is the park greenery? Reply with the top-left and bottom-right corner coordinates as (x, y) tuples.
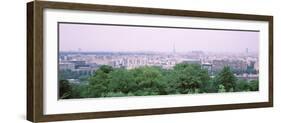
(59, 63), (259, 99)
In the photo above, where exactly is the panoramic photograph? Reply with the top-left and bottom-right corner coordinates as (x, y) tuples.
(58, 23), (259, 99)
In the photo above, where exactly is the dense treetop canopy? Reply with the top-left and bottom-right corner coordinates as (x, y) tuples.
(59, 63), (259, 99)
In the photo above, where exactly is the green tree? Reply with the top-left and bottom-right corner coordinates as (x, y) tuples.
(201, 79), (217, 93)
(218, 84), (226, 93)
(214, 66), (237, 92)
(59, 80), (72, 99)
(99, 65), (114, 73)
(66, 63), (257, 99)
(235, 80), (250, 92)
(131, 66), (167, 96)
(249, 80), (259, 91)
(88, 65), (113, 97)
(172, 63), (210, 94)
(107, 68), (136, 94)
(68, 84), (91, 98)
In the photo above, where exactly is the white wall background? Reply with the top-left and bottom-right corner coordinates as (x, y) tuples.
(0, 0), (280, 122)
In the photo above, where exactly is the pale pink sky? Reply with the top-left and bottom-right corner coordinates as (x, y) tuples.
(59, 23), (259, 53)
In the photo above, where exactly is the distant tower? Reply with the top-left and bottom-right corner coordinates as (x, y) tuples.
(246, 48), (249, 54)
(78, 48), (82, 57)
(173, 42), (176, 54)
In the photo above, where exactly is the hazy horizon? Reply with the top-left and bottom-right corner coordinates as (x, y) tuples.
(59, 23), (259, 53)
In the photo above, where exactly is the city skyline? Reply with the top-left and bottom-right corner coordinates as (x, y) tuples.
(59, 23), (259, 53)
(58, 22), (260, 99)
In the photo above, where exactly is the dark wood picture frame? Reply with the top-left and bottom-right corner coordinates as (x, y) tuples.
(27, 1), (273, 122)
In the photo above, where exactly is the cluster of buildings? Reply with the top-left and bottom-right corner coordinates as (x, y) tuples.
(59, 50), (259, 81)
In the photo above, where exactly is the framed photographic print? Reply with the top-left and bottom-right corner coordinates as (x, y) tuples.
(27, 0), (273, 122)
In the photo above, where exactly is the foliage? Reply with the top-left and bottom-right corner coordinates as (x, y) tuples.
(218, 84), (226, 93)
(59, 64), (259, 99)
(170, 63), (210, 94)
(214, 66), (237, 92)
(235, 80), (251, 92)
(59, 80), (72, 99)
(249, 80), (259, 91)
